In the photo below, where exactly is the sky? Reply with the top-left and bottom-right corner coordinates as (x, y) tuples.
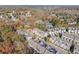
(0, 5), (79, 8)
(0, 0), (79, 5)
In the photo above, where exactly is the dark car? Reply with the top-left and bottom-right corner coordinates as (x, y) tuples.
(47, 46), (57, 54)
(39, 41), (47, 47)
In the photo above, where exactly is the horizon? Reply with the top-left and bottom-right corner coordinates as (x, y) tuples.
(0, 5), (79, 8)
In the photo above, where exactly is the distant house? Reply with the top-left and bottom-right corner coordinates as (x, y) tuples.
(35, 20), (44, 24)
(25, 11), (31, 17)
(0, 12), (4, 19)
(60, 27), (66, 33)
(45, 21), (53, 31)
(68, 27), (79, 34)
(67, 19), (77, 25)
(0, 15), (3, 19)
(32, 28), (47, 37)
(68, 27), (74, 33)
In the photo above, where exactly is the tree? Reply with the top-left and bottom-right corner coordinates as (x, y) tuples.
(69, 44), (75, 53)
(44, 36), (52, 44)
(66, 28), (68, 32)
(69, 40), (75, 54)
(49, 20), (57, 27)
(0, 31), (4, 42)
(36, 23), (47, 31)
(59, 33), (62, 38)
(77, 17), (79, 25)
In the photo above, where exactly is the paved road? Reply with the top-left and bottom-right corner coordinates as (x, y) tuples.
(17, 30), (53, 54)
(62, 33), (79, 42)
(49, 32), (69, 53)
(28, 39), (53, 54)
(17, 30), (68, 54)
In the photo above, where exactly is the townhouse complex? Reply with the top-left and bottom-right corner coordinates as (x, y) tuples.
(0, 6), (79, 54)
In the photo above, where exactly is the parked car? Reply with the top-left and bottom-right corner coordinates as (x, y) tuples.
(39, 41), (47, 47)
(47, 45), (57, 54)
